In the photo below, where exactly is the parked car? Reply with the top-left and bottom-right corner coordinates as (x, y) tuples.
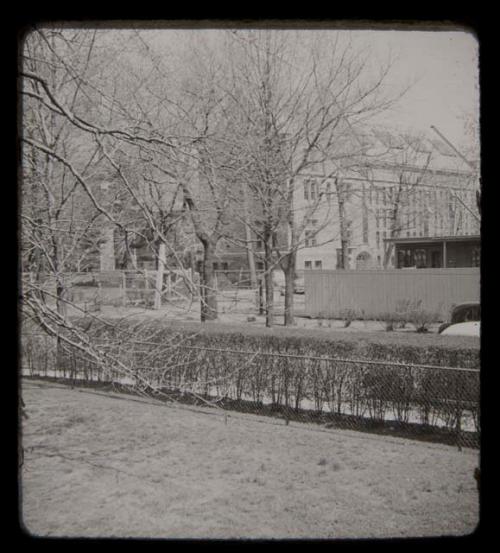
(440, 321), (480, 337)
(438, 301), (480, 335)
(273, 271), (305, 295)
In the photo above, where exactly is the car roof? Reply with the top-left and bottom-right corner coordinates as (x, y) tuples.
(452, 302), (480, 310)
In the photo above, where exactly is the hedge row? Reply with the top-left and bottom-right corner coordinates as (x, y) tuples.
(77, 317), (480, 370)
(21, 317), (480, 446)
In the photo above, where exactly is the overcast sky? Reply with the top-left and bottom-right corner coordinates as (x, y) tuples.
(95, 25), (479, 159)
(144, 27), (478, 154)
(358, 30), (479, 152)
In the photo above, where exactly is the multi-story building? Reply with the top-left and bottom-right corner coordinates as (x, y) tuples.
(90, 127), (480, 277)
(294, 128), (480, 271)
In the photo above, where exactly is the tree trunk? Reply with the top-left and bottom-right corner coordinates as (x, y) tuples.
(153, 241), (166, 310)
(56, 275), (67, 374)
(336, 180), (349, 269)
(283, 251), (296, 326)
(383, 242), (394, 269)
(263, 238), (274, 328)
(242, 183), (258, 289)
(340, 239), (349, 270)
(200, 241), (218, 321)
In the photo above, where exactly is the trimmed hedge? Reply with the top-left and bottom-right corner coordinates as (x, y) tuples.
(75, 317), (480, 369)
(23, 317), (480, 446)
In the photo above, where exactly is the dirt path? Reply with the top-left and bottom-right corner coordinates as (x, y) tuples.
(20, 379), (479, 539)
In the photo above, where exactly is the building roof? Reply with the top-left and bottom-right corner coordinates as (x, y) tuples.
(301, 124), (476, 178)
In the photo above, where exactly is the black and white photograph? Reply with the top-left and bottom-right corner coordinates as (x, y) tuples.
(18, 21), (481, 540)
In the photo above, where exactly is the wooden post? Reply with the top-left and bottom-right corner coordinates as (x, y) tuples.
(154, 242), (166, 310)
(122, 271), (126, 307)
(166, 272), (171, 296)
(258, 276), (265, 315)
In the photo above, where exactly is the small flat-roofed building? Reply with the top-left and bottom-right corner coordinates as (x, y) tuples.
(387, 235), (480, 269)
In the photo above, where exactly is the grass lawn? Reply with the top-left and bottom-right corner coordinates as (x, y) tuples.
(20, 379), (479, 539)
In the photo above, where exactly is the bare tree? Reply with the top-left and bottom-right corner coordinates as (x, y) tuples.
(217, 30), (401, 326)
(20, 28), (207, 393)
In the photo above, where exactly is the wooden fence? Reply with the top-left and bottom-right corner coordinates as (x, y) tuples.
(304, 268), (480, 320)
(22, 270), (199, 308)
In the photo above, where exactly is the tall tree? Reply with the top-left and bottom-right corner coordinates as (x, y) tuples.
(220, 30), (401, 326)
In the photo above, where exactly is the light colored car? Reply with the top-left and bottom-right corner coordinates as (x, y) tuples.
(440, 321), (480, 337)
(273, 271), (305, 295)
(438, 301), (480, 334)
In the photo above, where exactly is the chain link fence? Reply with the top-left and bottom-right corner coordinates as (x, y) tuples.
(20, 331), (480, 448)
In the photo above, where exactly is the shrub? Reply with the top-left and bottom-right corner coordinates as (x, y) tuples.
(39, 316), (479, 440)
(339, 308), (358, 328)
(395, 299), (414, 328)
(378, 311), (404, 332)
(406, 303), (441, 333)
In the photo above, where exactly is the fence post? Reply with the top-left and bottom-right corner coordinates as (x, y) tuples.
(154, 242), (166, 310)
(122, 271), (126, 307)
(455, 406), (463, 451)
(166, 272), (171, 297)
(258, 276), (264, 315)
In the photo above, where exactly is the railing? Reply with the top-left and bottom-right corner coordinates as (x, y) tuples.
(20, 331), (480, 448)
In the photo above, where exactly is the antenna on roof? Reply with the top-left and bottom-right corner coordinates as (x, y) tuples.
(430, 125), (480, 221)
(430, 125), (477, 172)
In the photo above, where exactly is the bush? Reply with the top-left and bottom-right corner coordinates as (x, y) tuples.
(339, 308), (358, 328)
(405, 300), (441, 332)
(38, 317), (479, 441)
(395, 299), (414, 328)
(378, 311), (405, 332)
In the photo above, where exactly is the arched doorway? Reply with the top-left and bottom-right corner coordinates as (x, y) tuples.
(356, 251), (372, 270)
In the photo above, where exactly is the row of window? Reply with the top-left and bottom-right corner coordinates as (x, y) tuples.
(397, 247), (480, 268)
(302, 179), (475, 210)
(304, 260), (323, 269)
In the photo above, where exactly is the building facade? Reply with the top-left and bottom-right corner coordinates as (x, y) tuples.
(294, 130), (480, 272)
(389, 235), (480, 269)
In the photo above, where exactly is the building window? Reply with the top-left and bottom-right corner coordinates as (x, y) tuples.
(305, 261), (312, 269)
(363, 222), (368, 244)
(310, 180), (318, 200)
(314, 260), (322, 269)
(399, 249), (414, 268)
(346, 220), (353, 241)
(397, 250), (405, 268)
(305, 230), (316, 247)
(336, 249), (343, 269)
(213, 262), (219, 271)
(256, 262), (264, 271)
(414, 249), (427, 268)
(472, 247), (480, 267)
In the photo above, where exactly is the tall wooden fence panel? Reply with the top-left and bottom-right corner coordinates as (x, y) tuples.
(304, 268), (480, 320)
